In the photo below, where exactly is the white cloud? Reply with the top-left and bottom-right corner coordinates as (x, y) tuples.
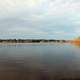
(54, 31), (64, 34)
(0, 0), (80, 19)
(44, 0), (80, 17)
(74, 27), (80, 35)
(0, 0), (80, 39)
(8, 26), (48, 36)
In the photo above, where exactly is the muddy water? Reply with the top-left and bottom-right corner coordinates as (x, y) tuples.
(0, 43), (80, 80)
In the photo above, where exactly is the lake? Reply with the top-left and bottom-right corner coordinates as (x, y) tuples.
(0, 43), (80, 80)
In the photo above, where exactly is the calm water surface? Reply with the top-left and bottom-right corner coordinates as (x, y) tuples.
(0, 43), (80, 80)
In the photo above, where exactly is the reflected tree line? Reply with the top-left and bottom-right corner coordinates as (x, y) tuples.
(0, 39), (68, 43)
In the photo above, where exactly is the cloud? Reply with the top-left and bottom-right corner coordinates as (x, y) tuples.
(0, 0), (80, 39)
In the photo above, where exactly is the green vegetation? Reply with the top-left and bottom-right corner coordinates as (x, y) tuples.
(0, 39), (67, 43)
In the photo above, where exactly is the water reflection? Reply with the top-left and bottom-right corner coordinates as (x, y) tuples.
(71, 42), (80, 48)
(0, 43), (79, 80)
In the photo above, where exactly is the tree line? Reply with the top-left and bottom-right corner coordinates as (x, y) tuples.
(0, 39), (67, 43)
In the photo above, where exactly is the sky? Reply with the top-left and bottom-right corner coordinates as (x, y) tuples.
(0, 0), (80, 39)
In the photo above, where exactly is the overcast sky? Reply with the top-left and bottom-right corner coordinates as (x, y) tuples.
(0, 0), (80, 39)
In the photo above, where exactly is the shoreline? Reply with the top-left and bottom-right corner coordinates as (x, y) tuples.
(0, 42), (69, 45)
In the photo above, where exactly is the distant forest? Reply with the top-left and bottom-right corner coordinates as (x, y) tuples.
(0, 39), (68, 43)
